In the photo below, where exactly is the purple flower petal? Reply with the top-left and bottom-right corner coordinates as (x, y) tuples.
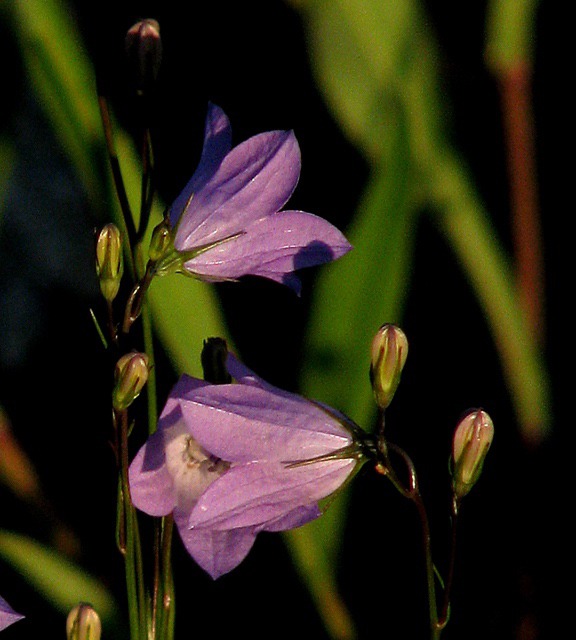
(169, 103), (232, 229)
(161, 103), (352, 292)
(177, 383), (352, 463)
(129, 375), (213, 516)
(261, 503), (321, 532)
(182, 210), (352, 294)
(175, 511), (258, 579)
(188, 458), (356, 530)
(0, 596), (24, 631)
(174, 130), (300, 250)
(129, 354), (365, 579)
(129, 428), (176, 516)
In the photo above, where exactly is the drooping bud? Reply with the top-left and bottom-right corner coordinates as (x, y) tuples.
(451, 409), (494, 500)
(201, 337), (232, 384)
(125, 19), (162, 95)
(66, 603), (101, 640)
(95, 224), (123, 302)
(113, 352), (150, 411)
(369, 324), (408, 409)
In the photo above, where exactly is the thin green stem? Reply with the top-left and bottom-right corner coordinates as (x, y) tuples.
(412, 491), (441, 639)
(437, 497), (459, 629)
(137, 128), (155, 242)
(160, 516), (176, 640)
(375, 439), (443, 638)
(116, 408), (146, 640)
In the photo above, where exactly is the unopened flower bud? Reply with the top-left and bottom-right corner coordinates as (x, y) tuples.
(149, 219), (174, 263)
(451, 409), (494, 500)
(95, 223), (123, 302)
(125, 19), (162, 94)
(66, 603), (101, 640)
(113, 352), (149, 411)
(369, 324), (408, 409)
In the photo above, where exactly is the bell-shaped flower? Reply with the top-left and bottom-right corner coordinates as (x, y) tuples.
(129, 355), (366, 578)
(154, 103), (352, 294)
(0, 596), (23, 631)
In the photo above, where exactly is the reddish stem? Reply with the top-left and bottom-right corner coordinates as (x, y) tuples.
(499, 64), (545, 341)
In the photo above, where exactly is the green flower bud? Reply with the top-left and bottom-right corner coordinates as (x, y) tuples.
(369, 324), (408, 409)
(148, 219), (174, 263)
(95, 223), (123, 302)
(451, 409), (494, 500)
(113, 352), (149, 411)
(66, 603), (101, 640)
(125, 19), (162, 94)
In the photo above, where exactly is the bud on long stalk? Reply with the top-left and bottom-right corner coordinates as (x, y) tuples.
(95, 224), (123, 302)
(369, 324), (408, 410)
(113, 352), (150, 411)
(451, 409), (494, 500)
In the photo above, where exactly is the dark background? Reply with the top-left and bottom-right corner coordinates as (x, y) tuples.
(0, 1), (571, 638)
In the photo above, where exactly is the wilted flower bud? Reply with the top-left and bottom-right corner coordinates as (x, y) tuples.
(369, 324), (408, 409)
(95, 224), (123, 302)
(66, 603), (101, 640)
(113, 352), (149, 411)
(125, 19), (162, 94)
(451, 409), (494, 500)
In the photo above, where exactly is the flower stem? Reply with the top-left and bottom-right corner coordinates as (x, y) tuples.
(375, 438), (444, 638)
(437, 497), (459, 628)
(116, 408), (147, 640)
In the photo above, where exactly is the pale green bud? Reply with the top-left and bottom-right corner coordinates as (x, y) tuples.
(148, 219), (174, 263)
(452, 409), (494, 499)
(95, 223), (123, 302)
(369, 324), (408, 409)
(66, 603), (101, 640)
(112, 351), (149, 411)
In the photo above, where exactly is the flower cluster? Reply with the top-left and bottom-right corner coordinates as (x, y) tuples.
(129, 354), (366, 578)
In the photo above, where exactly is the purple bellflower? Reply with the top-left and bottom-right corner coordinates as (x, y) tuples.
(154, 103), (352, 294)
(0, 596), (23, 632)
(129, 355), (367, 578)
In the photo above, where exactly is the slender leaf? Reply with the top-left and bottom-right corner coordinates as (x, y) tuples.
(0, 530), (118, 623)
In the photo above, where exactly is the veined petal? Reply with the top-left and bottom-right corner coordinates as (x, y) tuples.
(174, 130), (300, 249)
(182, 210), (352, 293)
(175, 510), (257, 579)
(188, 458), (356, 530)
(261, 503), (321, 532)
(169, 103), (232, 228)
(178, 383), (353, 463)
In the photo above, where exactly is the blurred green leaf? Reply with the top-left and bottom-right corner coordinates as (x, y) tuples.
(294, 0), (550, 440)
(485, 0), (540, 70)
(0, 530), (118, 624)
